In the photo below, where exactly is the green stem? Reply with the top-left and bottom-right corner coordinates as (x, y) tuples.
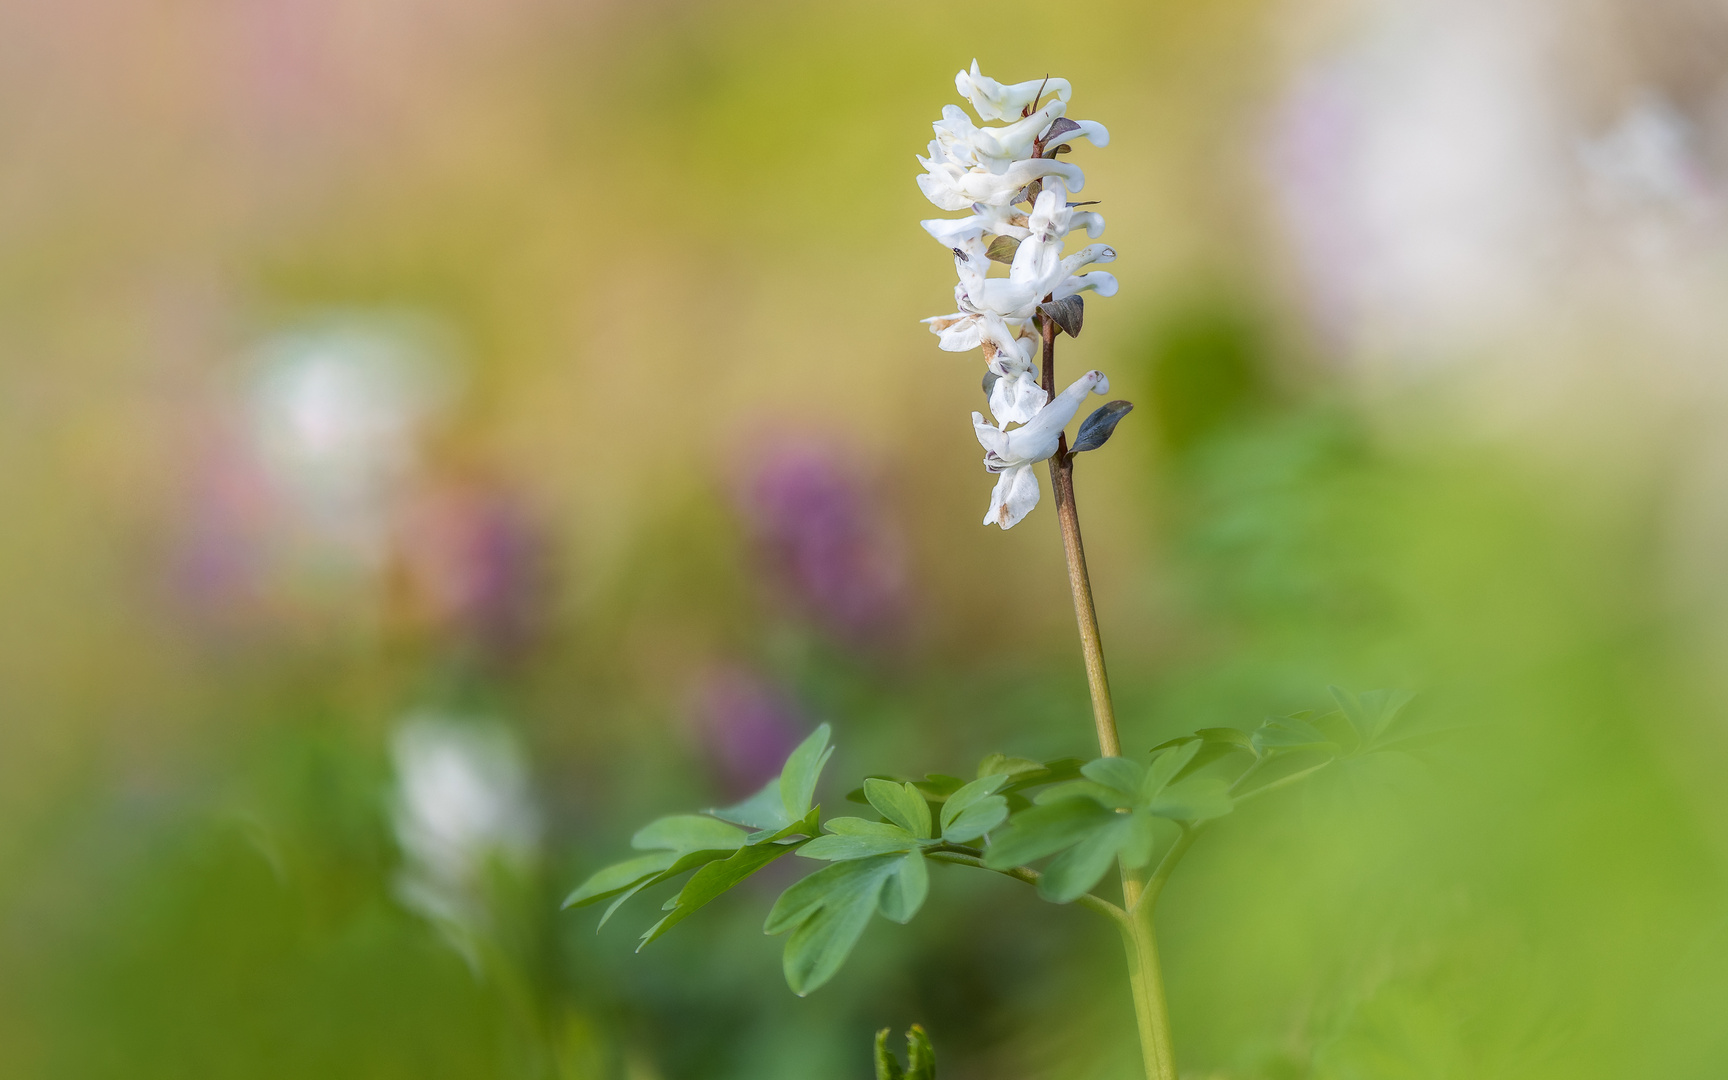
(925, 850), (1128, 927)
(1119, 904), (1177, 1080)
(1138, 826), (1201, 914)
(1040, 315), (1173, 1080)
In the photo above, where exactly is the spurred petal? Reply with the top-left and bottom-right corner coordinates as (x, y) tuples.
(1003, 370), (1110, 463)
(1044, 119), (1109, 151)
(1068, 209), (1106, 239)
(1060, 244), (1117, 275)
(1054, 271), (1118, 299)
(956, 61), (1073, 123)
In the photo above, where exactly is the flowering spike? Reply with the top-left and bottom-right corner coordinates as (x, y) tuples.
(917, 63), (1118, 528)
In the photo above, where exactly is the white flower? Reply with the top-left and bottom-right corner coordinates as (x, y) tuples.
(919, 203), (1029, 247)
(934, 102), (1069, 171)
(989, 371), (1048, 426)
(391, 715), (538, 904)
(956, 60), (1072, 122)
(922, 306), (1030, 369)
(972, 370), (1110, 529)
(917, 152), (1085, 212)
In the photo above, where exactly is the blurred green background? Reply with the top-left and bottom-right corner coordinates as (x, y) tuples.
(5, 0), (1728, 1076)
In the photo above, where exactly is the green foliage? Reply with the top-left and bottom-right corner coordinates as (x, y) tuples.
(875, 1025), (936, 1080)
(766, 854), (915, 995)
(986, 741), (1229, 903)
(562, 725), (832, 940)
(567, 691), (1419, 998)
(981, 689), (1419, 903)
(937, 774), (1009, 843)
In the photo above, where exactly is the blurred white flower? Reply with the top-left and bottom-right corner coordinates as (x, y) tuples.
(973, 370), (1110, 529)
(391, 714), (539, 964)
(246, 314), (457, 576)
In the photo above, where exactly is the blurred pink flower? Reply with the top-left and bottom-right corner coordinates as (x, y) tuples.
(736, 438), (909, 645)
(393, 472), (548, 668)
(688, 664), (806, 799)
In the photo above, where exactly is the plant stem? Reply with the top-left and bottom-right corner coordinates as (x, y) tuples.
(924, 850), (1127, 926)
(1119, 907), (1178, 1080)
(1039, 315), (1174, 1080)
(1040, 316), (1120, 759)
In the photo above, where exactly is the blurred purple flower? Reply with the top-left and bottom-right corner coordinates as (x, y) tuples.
(736, 439), (909, 645)
(688, 665), (805, 798)
(393, 473), (548, 668)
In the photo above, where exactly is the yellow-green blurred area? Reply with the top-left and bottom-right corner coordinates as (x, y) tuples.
(5, 0), (1728, 1076)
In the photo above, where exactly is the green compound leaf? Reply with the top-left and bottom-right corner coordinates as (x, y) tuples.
(567, 812), (752, 910)
(711, 779), (790, 831)
(975, 755), (1086, 794)
(712, 723), (834, 832)
(1145, 776), (1234, 823)
(630, 815), (747, 854)
(1037, 809), (1158, 902)
(987, 746), (1237, 898)
(877, 851), (929, 923)
(578, 727), (835, 936)
(1149, 728), (1257, 784)
(1081, 756), (1148, 800)
(1330, 686), (1417, 747)
(1230, 748), (1335, 801)
(802, 818), (918, 861)
(939, 774), (1009, 843)
(984, 798), (1118, 870)
(562, 850), (680, 909)
(637, 820), (813, 950)
(914, 774), (967, 801)
(780, 723), (835, 821)
(767, 854), (903, 996)
(975, 753), (1043, 780)
(864, 778), (933, 840)
(1033, 779), (1129, 808)
(1144, 740), (1203, 798)
(1251, 714), (1338, 756)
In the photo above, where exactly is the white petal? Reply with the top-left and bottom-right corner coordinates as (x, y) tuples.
(989, 372), (1049, 425)
(972, 411), (1010, 458)
(916, 165), (975, 212)
(922, 312), (983, 351)
(921, 216), (985, 246)
(1069, 209), (1106, 238)
(1045, 119), (1110, 151)
(1054, 271), (1118, 299)
(1060, 244), (1116, 276)
(987, 332), (1038, 377)
(948, 159), (1085, 209)
(951, 236), (989, 301)
(1004, 370), (1110, 463)
(985, 463), (1043, 529)
(957, 61), (1073, 123)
